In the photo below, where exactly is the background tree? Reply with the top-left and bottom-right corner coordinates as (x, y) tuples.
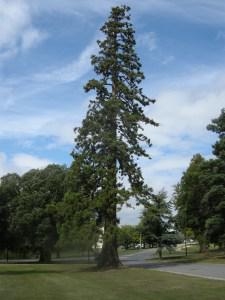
(0, 173), (20, 260)
(139, 190), (172, 258)
(118, 225), (139, 249)
(70, 5), (157, 267)
(174, 109), (225, 251)
(10, 165), (67, 262)
(138, 217), (157, 249)
(203, 109), (225, 249)
(174, 154), (208, 252)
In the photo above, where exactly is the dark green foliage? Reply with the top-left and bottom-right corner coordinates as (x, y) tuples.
(0, 174), (20, 256)
(175, 108), (225, 251)
(174, 154), (209, 252)
(207, 108), (225, 159)
(70, 6), (157, 267)
(139, 190), (173, 258)
(3, 165), (67, 262)
(203, 110), (225, 248)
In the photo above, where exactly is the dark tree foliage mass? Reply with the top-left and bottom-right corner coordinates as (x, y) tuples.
(0, 165), (67, 262)
(139, 190), (174, 258)
(175, 108), (225, 251)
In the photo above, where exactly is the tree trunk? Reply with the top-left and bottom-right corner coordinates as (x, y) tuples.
(198, 236), (208, 253)
(158, 238), (162, 259)
(184, 230), (188, 256)
(97, 205), (121, 268)
(39, 248), (52, 263)
(6, 248), (9, 263)
(56, 248), (61, 259)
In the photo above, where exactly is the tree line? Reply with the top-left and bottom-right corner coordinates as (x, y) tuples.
(0, 169), (179, 262)
(0, 108), (224, 263)
(174, 109), (225, 252)
(118, 190), (183, 259)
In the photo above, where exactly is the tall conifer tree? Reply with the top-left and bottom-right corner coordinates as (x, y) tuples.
(72, 6), (158, 267)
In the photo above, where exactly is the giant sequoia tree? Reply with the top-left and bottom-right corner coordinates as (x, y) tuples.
(72, 6), (157, 267)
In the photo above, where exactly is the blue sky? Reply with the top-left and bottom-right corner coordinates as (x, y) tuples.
(1, 0), (225, 224)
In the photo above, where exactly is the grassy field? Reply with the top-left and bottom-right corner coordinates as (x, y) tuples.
(0, 264), (225, 300)
(149, 245), (225, 264)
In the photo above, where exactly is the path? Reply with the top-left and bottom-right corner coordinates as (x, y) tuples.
(120, 249), (225, 281)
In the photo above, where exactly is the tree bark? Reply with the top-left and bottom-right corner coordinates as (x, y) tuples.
(97, 204), (121, 268)
(198, 237), (208, 253)
(158, 238), (162, 259)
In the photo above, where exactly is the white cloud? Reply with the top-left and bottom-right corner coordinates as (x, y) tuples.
(27, 0), (225, 25)
(0, 152), (51, 176)
(145, 68), (225, 151)
(21, 28), (48, 51)
(12, 153), (51, 174)
(0, 0), (47, 61)
(0, 152), (7, 177)
(138, 32), (157, 51)
(0, 0), (29, 48)
(0, 0), (224, 60)
(0, 110), (81, 147)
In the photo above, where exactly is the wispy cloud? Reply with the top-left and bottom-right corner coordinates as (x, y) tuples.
(138, 32), (157, 51)
(28, 0), (225, 25)
(0, 0), (47, 61)
(34, 40), (97, 84)
(162, 55), (175, 65)
(137, 66), (225, 199)
(21, 28), (48, 51)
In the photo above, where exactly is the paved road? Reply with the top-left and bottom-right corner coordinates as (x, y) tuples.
(120, 249), (225, 281)
(153, 263), (225, 281)
(120, 248), (156, 265)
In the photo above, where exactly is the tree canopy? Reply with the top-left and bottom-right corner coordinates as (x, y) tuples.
(174, 108), (225, 251)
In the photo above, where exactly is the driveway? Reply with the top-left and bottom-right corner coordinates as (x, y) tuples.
(120, 249), (225, 281)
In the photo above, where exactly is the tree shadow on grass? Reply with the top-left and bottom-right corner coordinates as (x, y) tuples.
(0, 269), (66, 276)
(0, 263), (99, 276)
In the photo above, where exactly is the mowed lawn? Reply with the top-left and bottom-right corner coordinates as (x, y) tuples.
(0, 264), (225, 300)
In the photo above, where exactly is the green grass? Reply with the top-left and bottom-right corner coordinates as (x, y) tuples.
(148, 245), (225, 265)
(0, 264), (225, 300)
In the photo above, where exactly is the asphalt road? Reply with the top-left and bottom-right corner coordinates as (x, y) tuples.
(120, 249), (225, 281)
(120, 248), (156, 265)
